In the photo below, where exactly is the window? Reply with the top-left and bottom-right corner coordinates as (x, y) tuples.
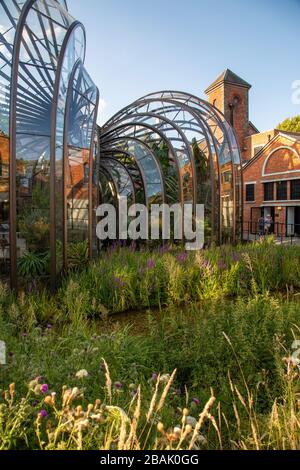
(223, 171), (232, 183)
(291, 179), (300, 200)
(264, 182), (274, 201)
(246, 184), (255, 202)
(276, 181), (287, 200)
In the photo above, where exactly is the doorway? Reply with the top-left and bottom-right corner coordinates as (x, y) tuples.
(287, 206), (300, 236)
(263, 207), (275, 234)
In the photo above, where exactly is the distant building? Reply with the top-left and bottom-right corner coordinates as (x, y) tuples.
(205, 69), (300, 236)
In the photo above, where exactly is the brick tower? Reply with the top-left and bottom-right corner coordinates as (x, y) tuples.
(205, 69), (256, 161)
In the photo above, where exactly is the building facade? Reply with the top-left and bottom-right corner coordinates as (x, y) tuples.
(205, 69), (300, 237)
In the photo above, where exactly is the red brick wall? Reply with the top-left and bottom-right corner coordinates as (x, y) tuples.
(206, 82), (252, 162)
(243, 136), (300, 231)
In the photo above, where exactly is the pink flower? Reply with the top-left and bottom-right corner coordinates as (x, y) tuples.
(147, 259), (155, 269)
(192, 397), (200, 406)
(39, 410), (48, 418)
(40, 384), (49, 394)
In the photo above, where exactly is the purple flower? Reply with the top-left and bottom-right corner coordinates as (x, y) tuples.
(159, 244), (170, 255)
(217, 260), (228, 271)
(192, 397), (200, 406)
(138, 266), (145, 276)
(151, 373), (158, 382)
(113, 277), (125, 289)
(114, 382), (123, 390)
(147, 259), (156, 270)
(130, 242), (137, 252)
(39, 410), (48, 418)
(46, 324), (53, 330)
(232, 252), (241, 263)
(176, 252), (188, 264)
(40, 384), (49, 394)
(21, 332), (27, 338)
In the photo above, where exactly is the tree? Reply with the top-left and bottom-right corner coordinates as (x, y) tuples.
(277, 115), (300, 133)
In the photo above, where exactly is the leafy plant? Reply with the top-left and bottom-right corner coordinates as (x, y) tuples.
(17, 251), (48, 278)
(67, 240), (89, 269)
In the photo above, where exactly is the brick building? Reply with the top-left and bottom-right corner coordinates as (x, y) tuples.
(205, 69), (300, 237)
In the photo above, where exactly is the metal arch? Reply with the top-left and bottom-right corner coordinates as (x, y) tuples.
(102, 111), (196, 207)
(102, 91), (241, 242)
(101, 134), (166, 205)
(8, 0), (95, 290)
(101, 150), (148, 209)
(102, 120), (183, 207)
(99, 166), (119, 206)
(50, 21), (86, 286)
(9, 0), (81, 289)
(102, 97), (221, 236)
(100, 158), (136, 205)
(63, 58), (99, 267)
(89, 87), (100, 258)
(9, 0), (36, 290)
(134, 93), (241, 240)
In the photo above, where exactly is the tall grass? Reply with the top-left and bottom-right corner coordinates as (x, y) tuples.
(1, 239), (300, 449)
(1, 356), (300, 450)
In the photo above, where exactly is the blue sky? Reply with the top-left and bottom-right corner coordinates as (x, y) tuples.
(68, 0), (300, 129)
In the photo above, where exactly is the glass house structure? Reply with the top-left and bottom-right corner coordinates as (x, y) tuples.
(0, 0), (99, 289)
(0, 0), (242, 290)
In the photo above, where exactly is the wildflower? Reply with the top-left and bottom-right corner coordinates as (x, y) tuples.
(191, 397), (200, 406)
(186, 416), (197, 428)
(62, 387), (81, 406)
(147, 258), (156, 270)
(113, 276), (125, 289)
(217, 260), (228, 271)
(114, 381), (123, 390)
(150, 373), (158, 382)
(138, 266), (145, 276)
(160, 244), (170, 255)
(34, 384), (42, 395)
(176, 252), (188, 264)
(39, 410), (48, 419)
(76, 369), (89, 379)
(185, 424), (193, 435)
(46, 324), (53, 330)
(91, 413), (104, 423)
(21, 332), (27, 338)
(8, 383), (15, 399)
(232, 252), (241, 263)
(159, 374), (170, 384)
(40, 384), (49, 394)
(129, 241), (137, 252)
(74, 419), (89, 432)
(157, 422), (164, 433)
(44, 394), (55, 407)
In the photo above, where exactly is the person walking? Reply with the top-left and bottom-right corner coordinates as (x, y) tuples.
(264, 214), (273, 235)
